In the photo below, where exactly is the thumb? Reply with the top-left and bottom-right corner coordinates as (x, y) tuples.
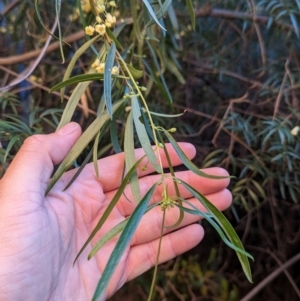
(1, 122), (81, 197)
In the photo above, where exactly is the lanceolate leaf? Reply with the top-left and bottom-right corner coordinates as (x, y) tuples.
(132, 97), (162, 173)
(142, 0), (166, 31)
(143, 43), (173, 104)
(88, 203), (158, 259)
(63, 148), (93, 191)
(146, 0), (172, 28)
(60, 35), (100, 101)
(73, 155), (146, 265)
(163, 129), (231, 180)
(88, 219), (129, 260)
(126, 64), (144, 79)
(46, 100), (125, 194)
(131, 0), (142, 41)
(185, 0), (196, 30)
(142, 108), (185, 118)
(57, 80), (91, 130)
(124, 111), (141, 203)
(3, 134), (20, 163)
(91, 184), (157, 301)
(50, 73), (127, 92)
(106, 28), (123, 50)
(180, 180), (253, 283)
(176, 201), (252, 258)
(55, 0), (65, 63)
(104, 42), (117, 118)
(35, 0), (70, 47)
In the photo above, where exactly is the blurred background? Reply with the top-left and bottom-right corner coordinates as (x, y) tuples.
(1, 0), (300, 300)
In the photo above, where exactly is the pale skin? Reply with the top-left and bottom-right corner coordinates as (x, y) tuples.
(0, 122), (232, 301)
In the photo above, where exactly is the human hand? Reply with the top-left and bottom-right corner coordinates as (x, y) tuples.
(0, 122), (232, 301)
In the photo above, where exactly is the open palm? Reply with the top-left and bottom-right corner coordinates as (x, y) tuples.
(0, 123), (231, 301)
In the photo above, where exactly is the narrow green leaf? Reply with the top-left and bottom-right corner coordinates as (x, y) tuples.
(55, 0), (65, 63)
(250, 179), (266, 199)
(290, 13), (300, 38)
(3, 115), (32, 134)
(165, 57), (185, 84)
(124, 111), (141, 203)
(60, 35), (100, 101)
(140, 109), (155, 142)
(73, 155), (146, 265)
(143, 59), (172, 103)
(35, 0), (70, 46)
(104, 42), (116, 118)
(142, 108), (185, 118)
(93, 132), (101, 178)
(46, 100), (125, 194)
(132, 97), (162, 173)
(168, 4), (179, 37)
(110, 117), (122, 154)
(176, 201), (252, 258)
(97, 93), (107, 116)
(163, 129), (231, 180)
(91, 184), (157, 301)
(131, 0), (142, 41)
(88, 219), (128, 259)
(146, 0), (172, 28)
(185, 0), (195, 30)
(126, 64), (144, 79)
(180, 180), (253, 282)
(144, 43), (173, 104)
(106, 28), (124, 50)
(3, 135), (20, 163)
(57, 80), (91, 130)
(142, 0), (166, 31)
(63, 148), (93, 191)
(50, 73), (127, 92)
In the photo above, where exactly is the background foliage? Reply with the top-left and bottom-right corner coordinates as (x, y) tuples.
(1, 0), (300, 300)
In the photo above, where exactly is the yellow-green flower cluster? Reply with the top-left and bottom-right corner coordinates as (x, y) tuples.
(85, 22), (106, 37)
(84, 0), (117, 36)
(91, 58), (119, 75)
(81, 0), (91, 13)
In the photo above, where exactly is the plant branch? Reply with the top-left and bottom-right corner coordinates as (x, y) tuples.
(0, 18), (58, 91)
(0, 18), (133, 66)
(1, 0), (21, 16)
(186, 8), (295, 32)
(240, 252), (300, 301)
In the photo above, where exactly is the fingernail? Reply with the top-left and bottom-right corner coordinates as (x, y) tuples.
(56, 122), (79, 136)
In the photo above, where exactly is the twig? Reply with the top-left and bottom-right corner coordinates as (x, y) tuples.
(184, 8), (295, 32)
(246, 0), (267, 77)
(0, 18), (133, 66)
(247, 246), (300, 299)
(0, 31), (85, 65)
(173, 103), (265, 166)
(1, 0), (21, 16)
(0, 18), (58, 91)
(0, 65), (96, 115)
(212, 92), (249, 147)
(240, 252), (300, 301)
(273, 58), (289, 120)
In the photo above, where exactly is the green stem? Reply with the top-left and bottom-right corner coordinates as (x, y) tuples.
(116, 51), (164, 170)
(147, 209), (166, 301)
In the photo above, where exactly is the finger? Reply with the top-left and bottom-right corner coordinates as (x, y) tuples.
(125, 224), (204, 282)
(109, 167), (230, 216)
(130, 189), (232, 246)
(82, 142), (196, 192)
(0, 123), (81, 203)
